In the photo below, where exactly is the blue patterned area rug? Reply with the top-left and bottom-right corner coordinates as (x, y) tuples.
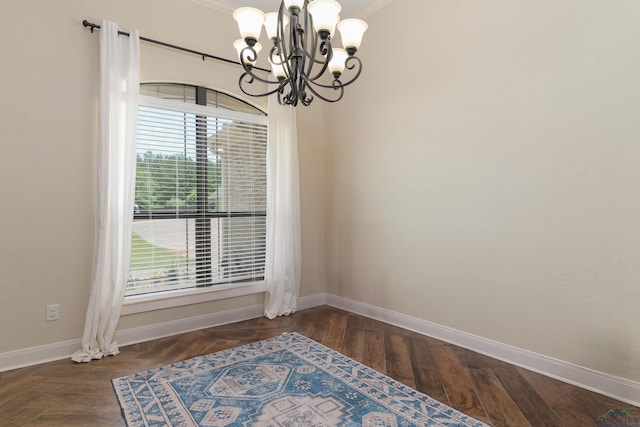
(112, 332), (488, 426)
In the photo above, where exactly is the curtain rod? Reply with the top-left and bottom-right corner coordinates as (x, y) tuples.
(82, 20), (270, 73)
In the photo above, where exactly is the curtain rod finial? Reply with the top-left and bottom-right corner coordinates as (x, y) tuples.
(83, 19), (97, 33)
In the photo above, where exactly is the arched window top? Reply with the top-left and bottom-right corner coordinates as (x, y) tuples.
(140, 83), (266, 116)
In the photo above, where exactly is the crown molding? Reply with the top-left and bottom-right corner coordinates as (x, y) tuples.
(189, 0), (235, 15)
(189, 0), (395, 19)
(356, 0), (394, 19)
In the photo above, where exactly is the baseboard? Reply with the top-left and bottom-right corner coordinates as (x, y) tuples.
(297, 293), (327, 310)
(324, 293), (640, 407)
(0, 303), (266, 373)
(4, 292), (638, 408)
(0, 338), (82, 373)
(0, 294), (326, 373)
(115, 303), (266, 347)
(117, 294), (327, 349)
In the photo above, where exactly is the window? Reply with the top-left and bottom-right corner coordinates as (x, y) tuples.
(127, 83), (267, 297)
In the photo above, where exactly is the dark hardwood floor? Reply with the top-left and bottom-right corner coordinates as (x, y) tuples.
(0, 306), (637, 426)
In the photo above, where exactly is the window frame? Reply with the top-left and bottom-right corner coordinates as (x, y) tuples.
(123, 87), (268, 314)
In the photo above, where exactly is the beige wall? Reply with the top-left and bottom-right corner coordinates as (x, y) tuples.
(326, 0), (640, 382)
(0, 0), (325, 352)
(2, 0), (639, 388)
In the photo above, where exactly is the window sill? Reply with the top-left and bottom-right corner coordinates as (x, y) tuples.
(121, 281), (266, 315)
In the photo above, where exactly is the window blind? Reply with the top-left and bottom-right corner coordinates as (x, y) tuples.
(127, 96), (268, 296)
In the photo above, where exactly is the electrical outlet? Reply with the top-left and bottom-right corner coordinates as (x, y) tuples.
(46, 304), (59, 321)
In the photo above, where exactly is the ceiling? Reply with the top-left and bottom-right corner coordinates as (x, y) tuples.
(190, 0), (393, 19)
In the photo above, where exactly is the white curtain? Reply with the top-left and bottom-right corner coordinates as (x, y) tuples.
(72, 20), (140, 363)
(264, 94), (302, 319)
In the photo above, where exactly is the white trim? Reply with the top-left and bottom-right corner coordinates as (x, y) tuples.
(324, 294), (640, 407)
(4, 291), (638, 408)
(0, 293), (324, 373)
(188, 0), (235, 15)
(140, 81), (268, 115)
(116, 303), (265, 347)
(139, 95), (268, 125)
(0, 338), (82, 373)
(121, 281), (266, 315)
(188, 0), (395, 19)
(356, 0), (395, 19)
(297, 293), (327, 310)
(136, 293), (329, 338)
(0, 303), (264, 372)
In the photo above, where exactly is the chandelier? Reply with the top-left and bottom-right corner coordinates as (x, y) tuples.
(232, 0), (368, 106)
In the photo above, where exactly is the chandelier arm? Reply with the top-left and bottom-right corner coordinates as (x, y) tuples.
(281, 80), (300, 106)
(301, 95), (314, 106)
(301, 9), (331, 83)
(302, 78), (344, 103)
(297, 2), (311, 88)
(301, 0), (327, 66)
(238, 72), (289, 98)
(298, 73), (313, 106)
(292, 57), (303, 106)
(238, 65), (279, 85)
(306, 36), (328, 65)
(306, 38), (332, 83)
(306, 56), (363, 90)
(269, 35), (290, 70)
(237, 46), (280, 85)
(269, 45), (282, 65)
(277, 2), (295, 80)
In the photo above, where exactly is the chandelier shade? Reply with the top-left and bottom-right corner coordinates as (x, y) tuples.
(264, 12), (289, 40)
(307, 0), (341, 36)
(328, 48), (348, 77)
(284, 0), (305, 10)
(337, 18), (368, 54)
(232, 0), (368, 106)
(232, 7), (265, 44)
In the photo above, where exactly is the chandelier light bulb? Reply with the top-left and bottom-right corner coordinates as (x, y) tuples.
(337, 18), (368, 55)
(307, 0), (341, 38)
(233, 7), (265, 46)
(264, 12), (289, 40)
